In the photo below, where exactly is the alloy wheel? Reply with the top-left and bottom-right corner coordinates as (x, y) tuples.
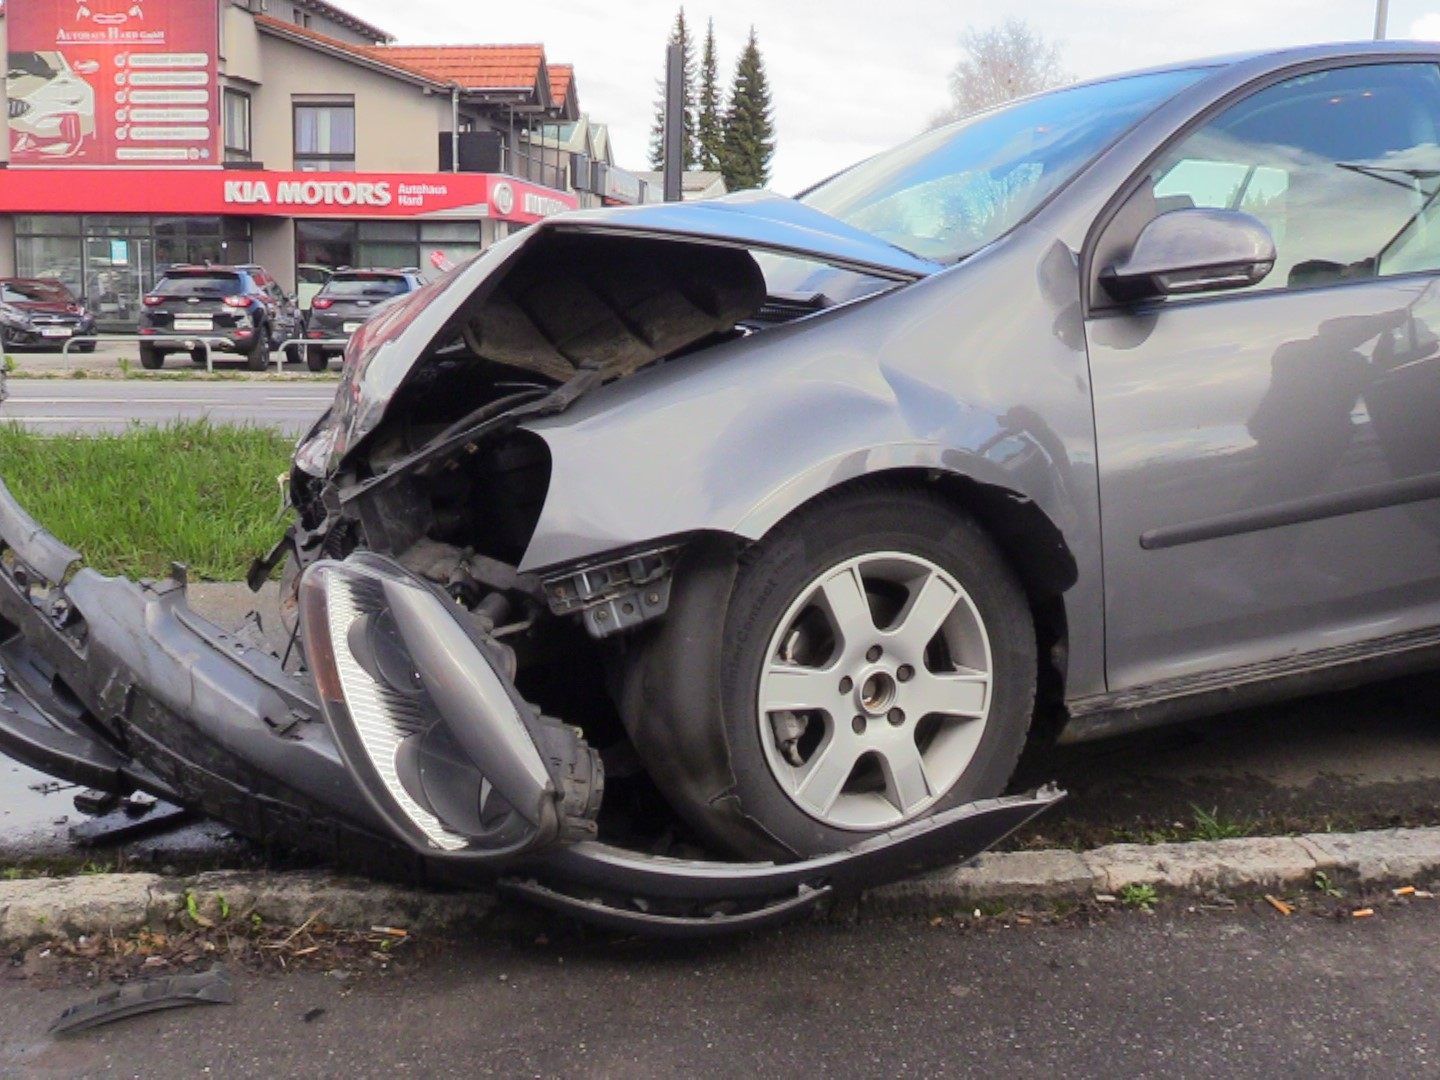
(756, 552), (994, 831)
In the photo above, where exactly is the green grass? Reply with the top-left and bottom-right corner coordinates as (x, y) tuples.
(0, 420), (293, 580)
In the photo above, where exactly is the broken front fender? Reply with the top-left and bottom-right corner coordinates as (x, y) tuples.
(0, 479), (1060, 934)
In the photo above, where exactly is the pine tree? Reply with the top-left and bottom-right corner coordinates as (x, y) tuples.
(695, 19), (724, 172)
(720, 27), (775, 191)
(647, 7), (697, 171)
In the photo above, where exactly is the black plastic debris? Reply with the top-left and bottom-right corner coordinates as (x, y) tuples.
(48, 966), (234, 1037)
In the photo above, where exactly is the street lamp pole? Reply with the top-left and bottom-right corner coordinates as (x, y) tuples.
(1375, 0), (1390, 40)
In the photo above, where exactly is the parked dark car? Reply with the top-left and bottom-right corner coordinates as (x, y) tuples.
(4, 43), (1440, 933)
(138, 264), (302, 370)
(0, 278), (97, 351)
(302, 268), (425, 370)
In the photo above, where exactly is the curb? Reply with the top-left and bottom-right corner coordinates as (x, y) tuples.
(3, 827), (1439, 942)
(864, 826), (1440, 914)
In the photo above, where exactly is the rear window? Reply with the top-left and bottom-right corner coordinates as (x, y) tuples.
(155, 273), (243, 297)
(323, 275), (410, 299)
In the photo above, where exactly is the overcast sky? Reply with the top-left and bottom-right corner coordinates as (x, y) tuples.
(340, 0), (1440, 193)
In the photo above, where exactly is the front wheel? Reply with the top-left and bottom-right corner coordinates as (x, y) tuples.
(627, 486), (1037, 859)
(305, 346), (328, 372)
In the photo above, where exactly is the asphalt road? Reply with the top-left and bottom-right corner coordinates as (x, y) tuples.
(0, 378), (337, 435)
(1, 901), (1437, 1077)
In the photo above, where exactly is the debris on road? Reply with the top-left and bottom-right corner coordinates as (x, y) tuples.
(1352, 908), (1376, 919)
(48, 965), (233, 1037)
(1264, 894), (1294, 916)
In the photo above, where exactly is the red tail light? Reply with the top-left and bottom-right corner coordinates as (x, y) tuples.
(222, 295), (251, 308)
(311, 297), (334, 310)
(142, 295), (164, 307)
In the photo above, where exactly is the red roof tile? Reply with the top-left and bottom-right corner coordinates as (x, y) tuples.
(548, 64), (574, 105)
(367, 45), (548, 93)
(254, 16), (555, 102)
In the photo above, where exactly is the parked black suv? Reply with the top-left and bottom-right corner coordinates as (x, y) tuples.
(0, 278), (97, 352)
(138, 265), (302, 370)
(302, 268), (425, 370)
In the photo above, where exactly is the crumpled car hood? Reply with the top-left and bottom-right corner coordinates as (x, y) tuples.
(308, 192), (942, 473)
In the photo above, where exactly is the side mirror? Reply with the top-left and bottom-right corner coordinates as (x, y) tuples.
(1102, 208), (1276, 302)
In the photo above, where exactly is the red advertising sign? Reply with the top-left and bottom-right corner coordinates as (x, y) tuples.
(0, 168), (581, 223)
(6, 0), (220, 167)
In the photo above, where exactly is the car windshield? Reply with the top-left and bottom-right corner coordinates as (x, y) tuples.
(156, 273), (243, 297)
(2, 281), (71, 304)
(324, 275), (410, 299)
(7, 53), (60, 79)
(801, 68), (1210, 262)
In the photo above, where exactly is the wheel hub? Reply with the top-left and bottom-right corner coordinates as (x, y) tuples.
(856, 668), (896, 717)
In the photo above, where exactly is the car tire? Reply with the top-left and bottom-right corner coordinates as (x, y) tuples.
(75, 341), (97, 354)
(622, 485), (1037, 860)
(284, 343), (304, 367)
(245, 328), (270, 371)
(189, 348), (207, 367)
(138, 344), (163, 370)
(305, 346), (329, 372)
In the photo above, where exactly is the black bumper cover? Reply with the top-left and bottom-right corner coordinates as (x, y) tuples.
(0, 478), (1059, 935)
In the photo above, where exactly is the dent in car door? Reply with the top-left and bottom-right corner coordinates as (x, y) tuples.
(1085, 62), (1440, 690)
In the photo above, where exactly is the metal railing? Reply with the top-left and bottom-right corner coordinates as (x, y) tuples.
(503, 145), (567, 191)
(59, 335), (349, 375)
(274, 338), (348, 374)
(64, 334), (232, 373)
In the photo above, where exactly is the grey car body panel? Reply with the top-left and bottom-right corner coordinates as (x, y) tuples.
(519, 222), (1111, 696)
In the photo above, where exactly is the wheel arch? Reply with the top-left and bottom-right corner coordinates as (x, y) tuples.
(741, 466), (1076, 729)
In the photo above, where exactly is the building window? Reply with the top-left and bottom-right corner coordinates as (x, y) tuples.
(295, 219), (482, 284)
(223, 89), (251, 162)
(294, 102), (356, 172)
(292, 7), (311, 27)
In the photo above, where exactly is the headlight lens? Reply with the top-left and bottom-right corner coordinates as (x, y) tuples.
(298, 555), (601, 858)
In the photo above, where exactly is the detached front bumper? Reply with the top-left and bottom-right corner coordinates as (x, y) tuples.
(0, 478), (1060, 935)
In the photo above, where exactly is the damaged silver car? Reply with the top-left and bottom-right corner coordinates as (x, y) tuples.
(6, 43), (1440, 932)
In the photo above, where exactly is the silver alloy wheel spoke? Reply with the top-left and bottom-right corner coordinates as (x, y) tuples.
(795, 729), (863, 815)
(819, 565), (875, 651)
(906, 668), (989, 719)
(757, 551), (995, 831)
(759, 663), (842, 714)
(879, 738), (932, 814)
(890, 570), (961, 657)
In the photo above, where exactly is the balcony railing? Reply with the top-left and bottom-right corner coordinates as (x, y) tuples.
(439, 131), (569, 192)
(503, 145), (567, 191)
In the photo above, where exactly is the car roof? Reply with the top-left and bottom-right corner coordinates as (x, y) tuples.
(1074, 40), (1440, 90)
(329, 268), (417, 278)
(162, 265), (249, 275)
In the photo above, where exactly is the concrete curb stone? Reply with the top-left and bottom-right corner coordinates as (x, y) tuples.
(4, 825), (1440, 943)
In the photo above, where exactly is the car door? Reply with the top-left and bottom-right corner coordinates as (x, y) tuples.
(1085, 61), (1440, 691)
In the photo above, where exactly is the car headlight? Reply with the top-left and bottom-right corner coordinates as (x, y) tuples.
(298, 554), (602, 858)
(0, 304), (31, 328)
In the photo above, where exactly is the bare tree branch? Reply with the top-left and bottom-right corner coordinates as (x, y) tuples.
(932, 18), (1071, 128)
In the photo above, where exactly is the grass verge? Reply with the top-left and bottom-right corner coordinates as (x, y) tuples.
(0, 419), (293, 580)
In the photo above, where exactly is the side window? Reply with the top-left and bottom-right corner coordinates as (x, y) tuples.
(1106, 63), (1440, 300)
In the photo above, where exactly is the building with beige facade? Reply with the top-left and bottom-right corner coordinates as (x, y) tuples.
(0, 0), (652, 329)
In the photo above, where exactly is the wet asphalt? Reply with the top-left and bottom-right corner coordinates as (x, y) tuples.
(1, 900), (1436, 1077)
